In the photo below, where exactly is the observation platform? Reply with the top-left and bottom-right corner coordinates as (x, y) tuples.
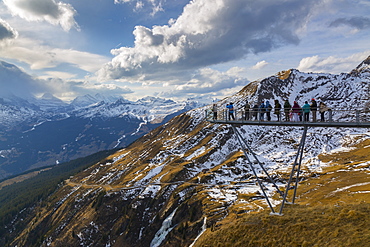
(205, 107), (370, 214)
(205, 108), (370, 128)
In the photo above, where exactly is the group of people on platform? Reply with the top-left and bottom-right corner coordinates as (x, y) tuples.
(213, 98), (331, 122)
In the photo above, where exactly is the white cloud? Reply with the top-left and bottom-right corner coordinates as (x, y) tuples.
(0, 60), (133, 101)
(114, 0), (163, 15)
(0, 37), (110, 71)
(98, 0), (322, 83)
(252, 60), (268, 70)
(3, 0), (79, 31)
(35, 78), (133, 101)
(330, 16), (370, 30)
(297, 51), (370, 74)
(0, 18), (18, 41)
(157, 67), (248, 98)
(40, 71), (77, 80)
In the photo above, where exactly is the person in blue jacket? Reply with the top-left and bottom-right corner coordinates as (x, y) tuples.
(226, 102), (235, 120)
(302, 101), (311, 121)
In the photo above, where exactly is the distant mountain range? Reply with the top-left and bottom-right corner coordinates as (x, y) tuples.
(4, 55), (369, 246)
(0, 62), (206, 179)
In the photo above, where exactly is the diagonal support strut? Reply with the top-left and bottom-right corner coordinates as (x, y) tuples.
(279, 125), (308, 215)
(232, 125), (284, 198)
(231, 125), (275, 214)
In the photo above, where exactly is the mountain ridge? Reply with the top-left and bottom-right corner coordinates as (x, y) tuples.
(3, 55), (370, 246)
(0, 73), (206, 179)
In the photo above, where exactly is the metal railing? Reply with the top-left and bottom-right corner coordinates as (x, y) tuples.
(205, 108), (370, 125)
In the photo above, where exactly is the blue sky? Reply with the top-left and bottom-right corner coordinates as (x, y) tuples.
(0, 0), (369, 102)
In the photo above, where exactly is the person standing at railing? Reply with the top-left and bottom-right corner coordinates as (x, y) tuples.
(284, 100), (291, 121)
(259, 101), (266, 121)
(226, 102), (235, 120)
(310, 98), (317, 122)
(274, 99), (282, 121)
(212, 104), (218, 120)
(292, 101), (301, 122)
(244, 102), (250, 120)
(266, 100), (272, 121)
(252, 103), (259, 120)
(319, 102), (330, 122)
(302, 101), (311, 121)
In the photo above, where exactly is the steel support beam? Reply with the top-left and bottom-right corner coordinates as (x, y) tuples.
(279, 125), (308, 215)
(232, 125), (278, 214)
(232, 125), (284, 198)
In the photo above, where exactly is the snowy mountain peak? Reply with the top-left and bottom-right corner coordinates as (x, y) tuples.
(137, 96), (175, 105)
(70, 93), (123, 108)
(352, 55), (370, 74)
(40, 92), (57, 100)
(32, 93), (68, 111)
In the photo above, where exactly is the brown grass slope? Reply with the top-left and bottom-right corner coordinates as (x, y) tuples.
(195, 138), (370, 247)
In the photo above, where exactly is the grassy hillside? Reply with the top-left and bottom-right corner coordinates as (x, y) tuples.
(195, 137), (370, 247)
(0, 149), (117, 246)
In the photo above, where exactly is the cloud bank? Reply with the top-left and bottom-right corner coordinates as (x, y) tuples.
(0, 18), (17, 41)
(158, 67), (248, 97)
(330, 16), (370, 30)
(3, 0), (78, 31)
(98, 0), (321, 84)
(297, 51), (370, 74)
(114, 0), (164, 15)
(0, 61), (132, 100)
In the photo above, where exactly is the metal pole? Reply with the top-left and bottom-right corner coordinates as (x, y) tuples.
(279, 126), (308, 215)
(232, 125), (276, 214)
(292, 125), (308, 203)
(232, 126), (284, 198)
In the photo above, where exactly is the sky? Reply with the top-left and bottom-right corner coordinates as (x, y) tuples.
(0, 0), (369, 102)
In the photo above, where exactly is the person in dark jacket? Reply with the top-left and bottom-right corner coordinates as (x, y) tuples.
(212, 104), (218, 120)
(310, 98), (317, 122)
(259, 101), (266, 121)
(244, 102), (250, 120)
(265, 100), (272, 121)
(283, 100), (291, 121)
(274, 99), (282, 121)
(252, 103), (259, 120)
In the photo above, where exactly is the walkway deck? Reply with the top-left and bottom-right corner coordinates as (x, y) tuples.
(205, 108), (370, 128)
(207, 119), (370, 128)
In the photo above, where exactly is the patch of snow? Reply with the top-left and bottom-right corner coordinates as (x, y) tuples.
(189, 217), (207, 247)
(150, 208), (178, 247)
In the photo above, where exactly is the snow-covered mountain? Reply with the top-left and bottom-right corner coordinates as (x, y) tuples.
(70, 93), (123, 109)
(6, 56), (370, 246)
(0, 73), (206, 179)
(29, 93), (69, 112)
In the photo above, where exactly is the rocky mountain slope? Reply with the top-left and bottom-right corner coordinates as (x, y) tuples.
(5, 56), (370, 247)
